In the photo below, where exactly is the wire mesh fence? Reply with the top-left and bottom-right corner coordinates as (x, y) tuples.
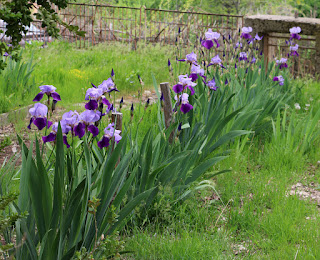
(52, 3), (243, 49)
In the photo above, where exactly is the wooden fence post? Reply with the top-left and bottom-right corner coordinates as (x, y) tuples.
(111, 112), (123, 155)
(111, 112), (123, 133)
(160, 82), (172, 129)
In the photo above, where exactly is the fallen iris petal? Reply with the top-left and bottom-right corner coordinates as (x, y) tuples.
(180, 103), (193, 114)
(201, 40), (214, 50)
(42, 133), (56, 143)
(98, 136), (110, 149)
(33, 92), (44, 102)
(74, 122), (86, 138)
(173, 84), (184, 94)
(51, 92), (61, 101)
(85, 100), (98, 110)
(88, 125), (99, 137)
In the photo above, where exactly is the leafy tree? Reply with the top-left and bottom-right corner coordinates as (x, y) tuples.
(0, 0), (84, 71)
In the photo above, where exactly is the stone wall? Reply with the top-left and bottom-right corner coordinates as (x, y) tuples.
(244, 15), (320, 76)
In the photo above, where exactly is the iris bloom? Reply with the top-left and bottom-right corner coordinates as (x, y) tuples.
(42, 121), (71, 148)
(235, 42), (242, 49)
(276, 58), (288, 69)
(254, 34), (263, 41)
(289, 44), (299, 56)
(290, 27), (301, 40)
(74, 110), (101, 138)
(85, 87), (112, 111)
(28, 103), (52, 130)
(178, 52), (197, 64)
(207, 79), (218, 91)
(239, 52), (248, 61)
(201, 28), (220, 49)
(173, 74), (197, 95)
(98, 78), (119, 93)
(241, 27), (252, 39)
(273, 75), (285, 86)
(189, 64), (205, 82)
(180, 93), (193, 114)
(33, 85), (61, 103)
(97, 123), (122, 149)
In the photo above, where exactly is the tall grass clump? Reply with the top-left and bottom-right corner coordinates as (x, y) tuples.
(0, 50), (37, 113)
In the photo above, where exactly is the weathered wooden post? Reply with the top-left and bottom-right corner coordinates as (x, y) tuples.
(160, 82), (173, 128)
(111, 112), (123, 133)
(160, 82), (174, 142)
(111, 112), (123, 154)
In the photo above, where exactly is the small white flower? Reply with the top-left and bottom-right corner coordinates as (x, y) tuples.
(305, 104), (310, 107)
(294, 103), (301, 110)
(310, 97), (314, 101)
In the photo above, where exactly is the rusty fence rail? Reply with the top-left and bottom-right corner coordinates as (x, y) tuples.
(51, 3), (243, 49)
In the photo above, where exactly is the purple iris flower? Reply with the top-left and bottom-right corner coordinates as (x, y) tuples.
(251, 57), (257, 64)
(42, 121), (71, 148)
(33, 85), (61, 102)
(111, 68), (115, 77)
(97, 123), (122, 149)
(241, 27), (252, 39)
(3, 52), (9, 57)
(179, 93), (193, 114)
(74, 110), (101, 138)
(207, 79), (218, 91)
(174, 74), (197, 95)
(290, 27), (301, 40)
(85, 87), (104, 110)
(201, 29), (220, 49)
(189, 64), (205, 82)
(28, 103), (52, 130)
(178, 52), (197, 64)
(254, 34), (263, 41)
(208, 55), (222, 67)
(62, 110), (80, 131)
(98, 78), (115, 93)
(289, 44), (299, 56)
(273, 75), (285, 86)
(276, 58), (288, 69)
(235, 42), (242, 49)
(239, 52), (248, 61)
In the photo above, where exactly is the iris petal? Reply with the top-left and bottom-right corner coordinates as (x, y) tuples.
(33, 92), (44, 102)
(74, 122), (86, 138)
(201, 40), (214, 50)
(42, 133), (56, 143)
(172, 84), (184, 94)
(33, 118), (47, 130)
(180, 103), (193, 114)
(98, 136), (110, 149)
(51, 92), (61, 101)
(85, 100), (98, 110)
(88, 125), (99, 137)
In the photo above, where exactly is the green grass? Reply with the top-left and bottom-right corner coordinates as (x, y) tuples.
(120, 79), (320, 259)
(22, 41), (171, 106)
